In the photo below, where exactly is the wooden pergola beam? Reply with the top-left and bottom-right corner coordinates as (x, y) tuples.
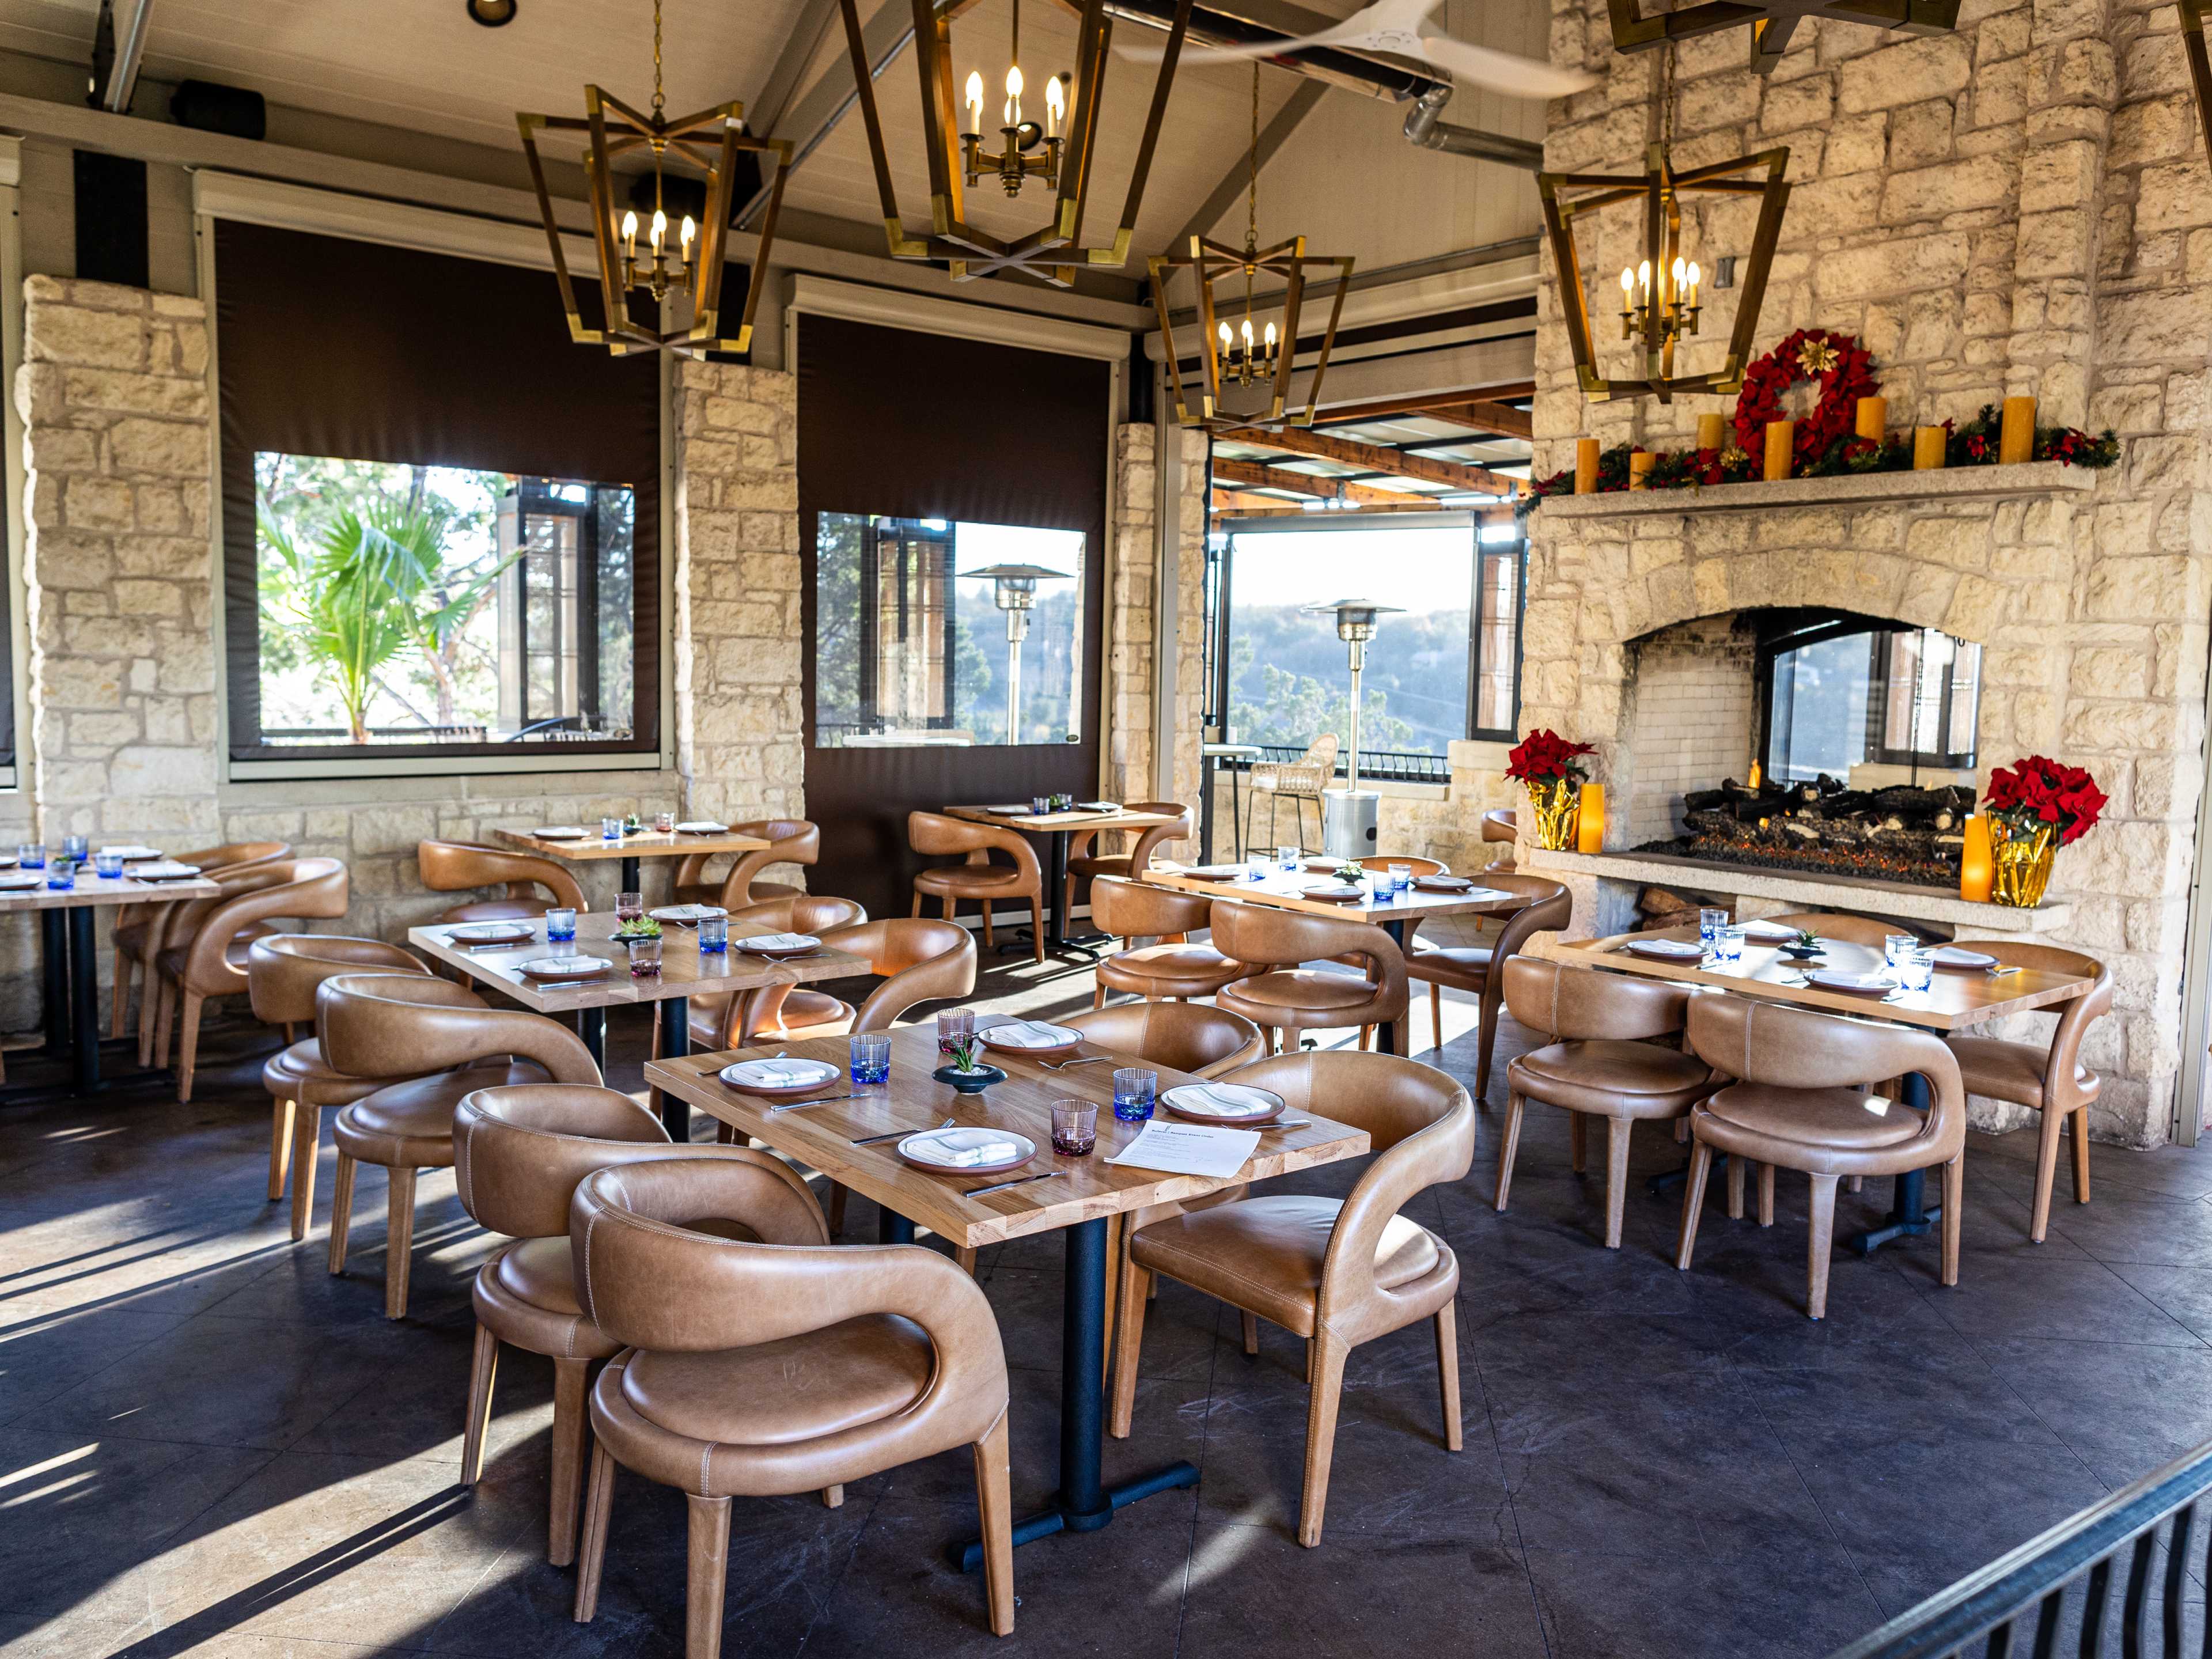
(1214, 496), (1520, 525)
(1421, 399), (1535, 440)
(1220, 423), (1523, 497)
(1210, 458), (1432, 505)
(1312, 382), (1535, 425)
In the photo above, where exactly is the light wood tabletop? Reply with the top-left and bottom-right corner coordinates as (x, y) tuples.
(406, 911), (868, 1013)
(1140, 862), (1527, 925)
(0, 872), (219, 912)
(1528, 925), (2094, 1031)
(646, 1022), (1372, 1250)
(491, 825), (772, 864)
(948, 804), (1182, 835)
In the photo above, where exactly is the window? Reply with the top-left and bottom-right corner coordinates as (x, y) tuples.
(1763, 621), (1980, 783)
(1216, 515), (1524, 777)
(813, 512), (1087, 748)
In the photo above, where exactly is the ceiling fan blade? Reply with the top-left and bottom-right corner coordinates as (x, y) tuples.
(1414, 33), (1596, 97)
(1118, 19), (1371, 62)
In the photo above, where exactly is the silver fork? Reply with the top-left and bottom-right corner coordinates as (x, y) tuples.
(1043, 1055), (1112, 1071)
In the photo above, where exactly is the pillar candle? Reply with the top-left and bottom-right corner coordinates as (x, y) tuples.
(1913, 426), (1947, 470)
(1628, 451), (1656, 490)
(1763, 419), (1794, 482)
(1999, 395), (2036, 464)
(1959, 814), (1994, 902)
(1854, 395), (1887, 442)
(1696, 412), (1726, 451)
(1577, 783), (1606, 853)
(1574, 437), (1601, 494)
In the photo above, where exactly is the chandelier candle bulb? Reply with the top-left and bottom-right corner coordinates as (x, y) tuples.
(1914, 426), (1948, 469)
(1763, 419), (1794, 481)
(2000, 396), (2036, 464)
(1696, 412), (1726, 450)
(1960, 815), (1995, 903)
(1628, 451), (1655, 490)
(1854, 396), (1887, 442)
(1577, 783), (1606, 853)
(1575, 437), (1601, 493)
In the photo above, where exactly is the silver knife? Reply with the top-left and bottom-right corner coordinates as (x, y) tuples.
(965, 1169), (1067, 1198)
(767, 1092), (862, 1112)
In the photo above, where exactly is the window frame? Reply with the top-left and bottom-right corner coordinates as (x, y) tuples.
(1756, 616), (1980, 782)
(0, 137), (24, 789)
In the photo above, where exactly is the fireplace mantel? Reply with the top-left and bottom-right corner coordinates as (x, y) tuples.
(1538, 460), (2097, 521)
(1525, 847), (2071, 935)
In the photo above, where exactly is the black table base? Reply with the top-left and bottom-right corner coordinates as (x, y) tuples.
(1848, 1071), (1940, 1255)
(1000, 828), (1107, 959)
(657, 994), (691, 1141)
(5, 904), (173, 1105)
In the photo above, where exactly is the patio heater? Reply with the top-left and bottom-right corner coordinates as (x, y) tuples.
(969, 563), (1070, 743)
(1306, 597), (1403, 859)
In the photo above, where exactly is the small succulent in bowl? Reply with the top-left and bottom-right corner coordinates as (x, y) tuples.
(1333, 861), (1367, 885)
(946, 1035), (985, 1073)
(1781, 928), (1823, 960)
(613, 913), (662, 942)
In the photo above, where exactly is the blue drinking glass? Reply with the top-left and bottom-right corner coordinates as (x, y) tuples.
(546, 907), (577, 942)
(17, 843), (44, 870)
(93, 851), (123, 878)
(698, 914), (729, 955)
(62, 834), (88, 862)
(46, 858), (75, 891)
(1113, 1066), (1157, 1124)
(850, 1033), (891, 1086)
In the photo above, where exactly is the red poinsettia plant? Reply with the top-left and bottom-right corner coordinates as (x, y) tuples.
(1506, 729), (1597, 785)
(1984, 756), (2108, 846)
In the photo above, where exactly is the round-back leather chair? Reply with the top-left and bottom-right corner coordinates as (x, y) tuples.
(908, 810), (1044, 964)
(1211, 900), (1408, 1055)
(1764, 911), (1918, 948)
(658, 895), (866, 1056)
(452, 1084), (777, 1565)
(1406, 872), (1572, 1096)
(1067, 1002), (1263, 1079)
(688, 915), (974, 1051)
(1065, 802), (1191, 926)
(317, 972), (600, 1319)
(247, 933), (431, 1238)
(569, 1157), (1017, 1646)
(1481, 807), (1517, 869)
(1496, 956), (1718, 1248)
(672, 818), (821, 910)
(152, 857), (351, 1101)
(113, 840), (289, 1041)
(1091, 876), (1244, 1009)
(1109, 1050), (1474, 1547)
(1944, 942), (2112, 1242)
(1679, 994), (1967, 1320)
(417, 839), (585, 923)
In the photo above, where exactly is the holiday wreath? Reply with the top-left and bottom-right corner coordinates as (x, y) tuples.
(1732, 328), (1879, 472)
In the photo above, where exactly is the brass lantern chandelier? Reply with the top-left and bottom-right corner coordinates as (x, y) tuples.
(836, 0), (1194, 286)
(1604, 0), (1960, 74)
(1149, 67), (1353, 430)
(517, 0), (790, 357)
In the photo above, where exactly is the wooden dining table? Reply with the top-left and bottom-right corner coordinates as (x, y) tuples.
(491, 824), (771, 896)
(1141, 862), (1529, 1054)
(406, 911), (866, 1139)
(1528, 923), (2099, 1253)
(647, 1020), (1370, 1568)
(946, 803), (1183, 955)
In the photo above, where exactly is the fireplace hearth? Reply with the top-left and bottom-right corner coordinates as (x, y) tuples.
(1631, 773), (1974, 888)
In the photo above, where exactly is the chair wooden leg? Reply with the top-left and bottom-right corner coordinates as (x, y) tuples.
(572, 1441), (617, 1624)
(289, 1103), (324, 1241)
(974, 1414), (1016, 1637)
(821, 1486), (843, 1508)
(826, 1181), (848, 1234)
(1806, 1174), (1840, 1321)
(1726, 1152), (1747, 1220)
(1434, 1303), (1463, 1452)
(2029, 1100), (2066, 1243)
(979, 899), (993, 947)
(1758, 1160), (1776, 1228)
(1475, 990), (1499, 1102)
(1494, 1089), (1526, 1211)
(1941, 1154), (1964, 1287)
(1109, 1261), (1149, 1438)
(267, 1097), (296, 1202)
(1030, 896), (1044, 965)
(1358, 1026), (1373, 1052)
(112, 950), (135, 1040)
(1603, 1118), (1633, 1249)
(1675, 1141), (1713, 1270)
(955, 1247), (978, 1274)
(548, 1355), (591, 1566)
(1241, 1309), (1260, 1356)
(1298, 1335), (1349, 1547)
(385, 1166), (418, 1320)
(175, 991), (205, 1102)
(461, 1322), (499, 1486)
(2069, 1106), (2092, 1204)
(327, 1152), (357, 1274)
(146, 974), (173, 1069)
(942, 895), (956, 923)
(1093, 979), (1108, 1010)
(685, 1492), (733, 1659)
(911, 889), (923, 918)
(1569, 1110), (1587, 1175)
(1429, 983), (1442, 1054)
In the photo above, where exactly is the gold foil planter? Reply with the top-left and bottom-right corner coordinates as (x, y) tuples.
(1527, 778), (1582, 852)
(1990, 819), (2057, 908)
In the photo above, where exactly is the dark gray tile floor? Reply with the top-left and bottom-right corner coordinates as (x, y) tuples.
(2, 950), (2208, 1658)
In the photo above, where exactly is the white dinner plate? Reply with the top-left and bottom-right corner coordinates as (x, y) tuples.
(978, 1019), (1082, 1054)
(517, 955), (612, 982)
(1805, 969), (1898, 997)
(895, 1127), (1035, 1175)
(674, 821), (730, 835)
(1624, 937), (1706, 959)
(1300, 881), (1364, 902)
(984, 804), (1033, 815)
(0, 872), (38, 891)
(129, 862), (202, 881)
(449, 922), (537, 945)
(1414, 874), (1473, 891)
(719, 1056), (840, 1094)
(1933, 945), (1999, 971)
(100, 844), (163, 862)
(1739, 919), (1800, 942)
(1162, 1082), (1286, 1124)
(650, 904), (728, 923)
(735, 932), (819, 957)
(534, 825), (590, 839)
(0, 854), (14, 869)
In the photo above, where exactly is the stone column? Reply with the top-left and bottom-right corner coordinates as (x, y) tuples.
(1168, 427), (1209, 809)
(1105, 422), (1157, 802)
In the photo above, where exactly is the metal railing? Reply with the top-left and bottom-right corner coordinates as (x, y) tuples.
(1219, 744), (1452, 785)
(1828, 1435), (2212, 1658)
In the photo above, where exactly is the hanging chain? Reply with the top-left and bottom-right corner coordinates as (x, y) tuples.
(1245, 63), (1260, 256)
(1658, 40), (1674, 148)
(651, 0), (666, 118)
(1011, 0), (1021, 86)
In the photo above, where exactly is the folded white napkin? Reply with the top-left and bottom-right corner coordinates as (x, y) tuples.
(909, 1130), (1021, 1166)
(732, 1059), (834, 1086)
(985, 1021), (1071, 1048)
(738, 933), (817, 952)
(1739, 920), (1798, 941)
(1172, 1084), (1273, 1118)
(1629, 937), (1704, 957)
(1932, 945), (1994, 965)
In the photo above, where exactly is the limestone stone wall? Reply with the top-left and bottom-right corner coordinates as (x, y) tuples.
(1532, 0), (2212, 1145)
(1168, 427), (1210, 809)
(1107, 423), (1158, 802)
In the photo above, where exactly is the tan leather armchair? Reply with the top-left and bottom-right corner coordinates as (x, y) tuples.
(1067, 1002), (1263, 1079)
(151, 856), (350, 1101)
(1764, 910), (1916, 948)
(452, 1084), (772, 1565)
(1091, 876), (1244, 1009)
(569, 1157), (1016, 1647)
(908, 810), (1044, 964)
(1065, 802), (1191, 925)
(1496, 956), (1719, 1248)
(656, 896), (866, 1056)
(1679, 994), (1967, 1319)
(317, 972), (601, 1318)
(112, 840), (289, 1041)
(1110, 1050), (1474, 1547)
(1944, 942), (2112, 1242)
(1212, 899), (1408, 1055)
(247, 934), (431, 1239)
(688, 915), (975, 1052)
(1480, 807), (1517, 870)
(417, 839), (585, 922)
(672, 818), (821, 910)
(1406, 872), (1572, 1093)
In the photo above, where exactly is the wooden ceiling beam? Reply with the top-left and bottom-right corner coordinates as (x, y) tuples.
(1213, 497), (1520, 524)
(1419, 399), (1535, 440)
(1220, 423), (1523, 497)
(1210, 458), (1432, 505)
(1310, 382), (1536, 426)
